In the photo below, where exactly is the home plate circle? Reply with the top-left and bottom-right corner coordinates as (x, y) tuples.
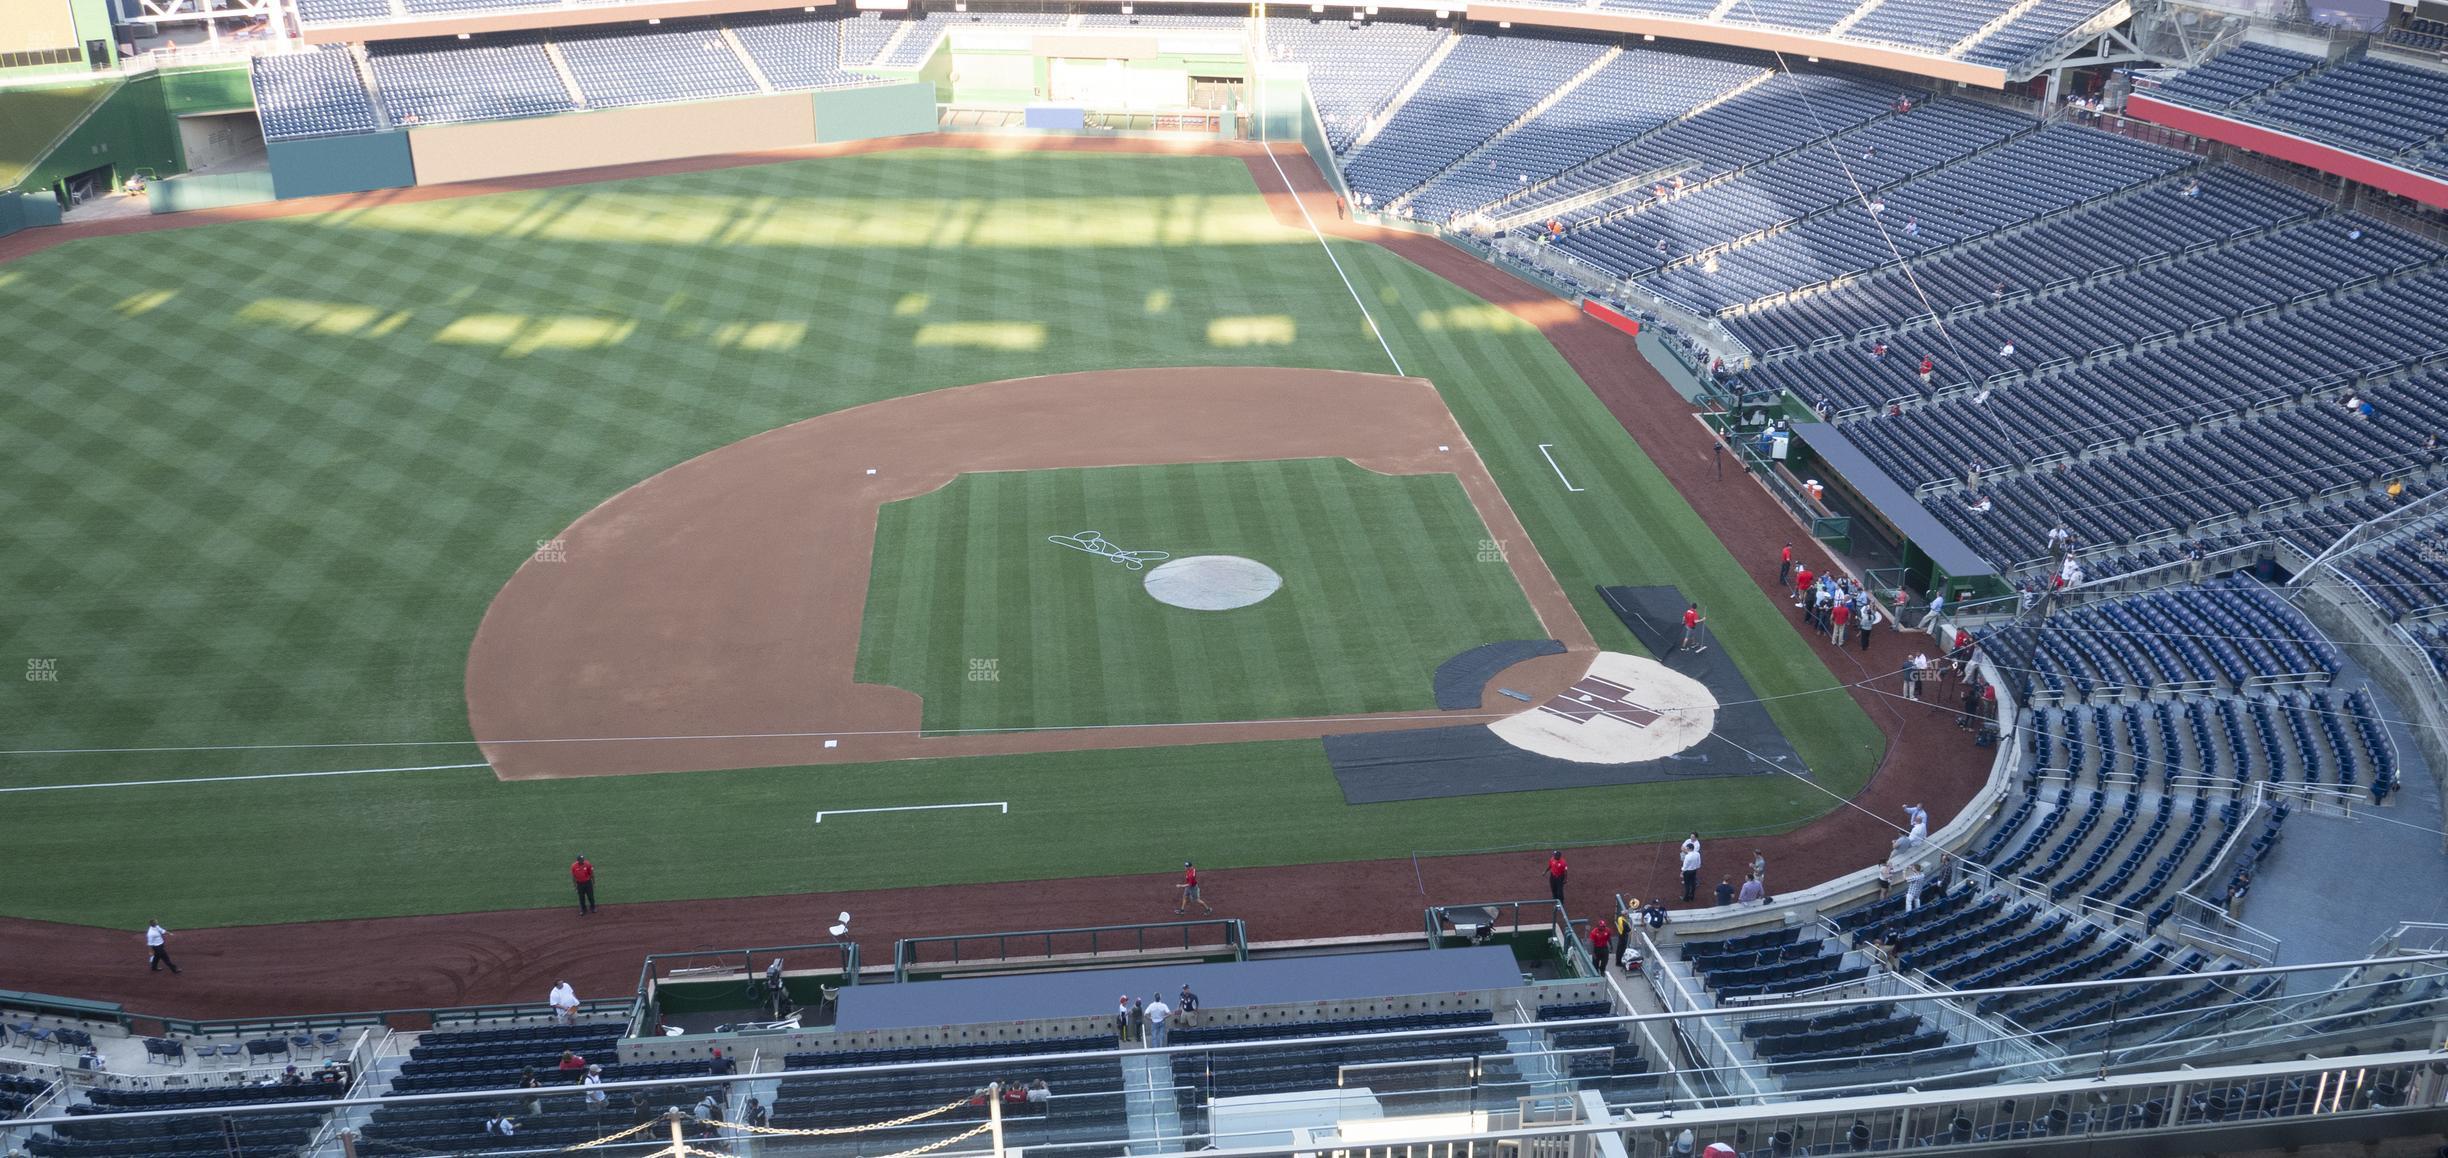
(1143, 555), (1282, 610)
(1489, 652), (1716, 764)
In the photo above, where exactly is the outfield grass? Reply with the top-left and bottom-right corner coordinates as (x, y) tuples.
(0, 149), (1884, 928)
(855, 460), (1548, 731)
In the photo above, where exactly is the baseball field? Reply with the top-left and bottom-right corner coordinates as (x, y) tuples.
(0, 143), (1887, 934)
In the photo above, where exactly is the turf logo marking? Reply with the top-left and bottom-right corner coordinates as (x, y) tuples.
(968, 658), (1000, 683)
(1048, 531), (1171, 572)
(814, 801), (1010, 824)
(532, 538), (568, 564)
(1477, 538), (1508, 563)
(25, 658), (59, 683)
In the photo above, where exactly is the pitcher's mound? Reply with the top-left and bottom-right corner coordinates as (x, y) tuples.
(1144, 555), (1283, 610)
(1488, 652), (1717, 764)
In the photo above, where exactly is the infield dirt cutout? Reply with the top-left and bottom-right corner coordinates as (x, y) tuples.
(465, 368), (1599, 778)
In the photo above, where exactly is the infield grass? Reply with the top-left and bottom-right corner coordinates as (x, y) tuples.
(0, 148), (1886, 928)
(856, 460), (1548, 731)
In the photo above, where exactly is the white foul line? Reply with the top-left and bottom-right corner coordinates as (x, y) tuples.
(815, 801), (1009, 824)
(1259, 146), (1404, 377)
(1538, 443), (1586, 492)
(0, 762), (492, 795)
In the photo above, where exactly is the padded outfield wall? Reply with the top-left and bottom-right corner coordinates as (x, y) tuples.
(405, 82), (936, 186)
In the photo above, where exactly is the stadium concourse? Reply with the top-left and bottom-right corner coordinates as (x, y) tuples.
(0, 135), (1989, 1020)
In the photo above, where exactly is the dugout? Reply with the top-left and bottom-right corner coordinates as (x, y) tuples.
(1780, 421), (2004, 606)
(636, 942), (861, 1036)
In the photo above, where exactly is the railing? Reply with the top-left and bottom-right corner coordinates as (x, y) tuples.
(1634, 929), (1766, 1103)
(152, 997), (628, 1038)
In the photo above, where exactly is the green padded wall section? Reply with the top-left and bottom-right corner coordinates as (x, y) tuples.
(812, 81), (937, 144)
(148, 167), (275, 213)
(269, 130), (414, 200)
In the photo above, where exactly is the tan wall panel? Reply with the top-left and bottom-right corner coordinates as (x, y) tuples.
(0, 0), (79, 53)
(407, 93), (816, 186)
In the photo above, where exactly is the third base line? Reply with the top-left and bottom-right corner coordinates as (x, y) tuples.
(815, 801), (1009, 824)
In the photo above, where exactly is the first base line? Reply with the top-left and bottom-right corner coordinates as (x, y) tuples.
(814, 801), (1009, 824)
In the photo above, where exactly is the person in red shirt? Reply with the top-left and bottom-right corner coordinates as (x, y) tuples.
(1792, 566), (1813, 609)
(571, 856), (596, 916)
(1547, 851), (1569, 904)
(1175, 862), (1212, 915)
(1680, 603), (1707, 652)
(1777, 542), (1794, 585)
(1830, 600), (1852, 646)
(1588, 915), (1612, 974)
(1919, 356), (1935, 385)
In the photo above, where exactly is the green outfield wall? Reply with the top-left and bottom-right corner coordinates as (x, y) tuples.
(147, 166), (275, 213)
(0, 189), (63, 236)
(5, 64), (251, 197)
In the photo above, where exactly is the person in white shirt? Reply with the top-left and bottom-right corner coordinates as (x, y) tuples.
(145, 920), (180, 974)
(582, 1066), (607, 1111)
(549, 981), (579, 1026)
(485, 1117), (518, 1137)
(1679, 837), (1703, 903)
(1144, 996), (1173, 1046)
(1921, 592), (1946, 633)
(1904, 804), (1929, 846)
(1903, 863), (1926, 913)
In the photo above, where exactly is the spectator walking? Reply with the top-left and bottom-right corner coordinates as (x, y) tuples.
(582, 1066), (607, 1114)
(1903, 863), (1926, 913)
(1680, 603), (1706, 651)
(1175, 861), (1212, 915)
(571, 855), (597, 915)
(1777, 542), (1794, 585)
(1680, 836), (1702, 902)
(1145, 994), (1173, 1046)
(1792, 565), (1813, 607)
(1920, 591), (1946, 632)
(144, 920), (180, 974)
(1901, 656), (1920, 702)
(1589, 916), (1612, 973)
(1547, 850), (1569, 904)
(1641, 898), (1669, 929)
(550, 980), (580, 1026)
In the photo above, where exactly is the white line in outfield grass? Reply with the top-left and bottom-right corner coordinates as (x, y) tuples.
(0, 763), (492, 794)
(1261, 146), (1403, 377)
(815, 802), (1009, 824)
(1537, 443), (1586, 493)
